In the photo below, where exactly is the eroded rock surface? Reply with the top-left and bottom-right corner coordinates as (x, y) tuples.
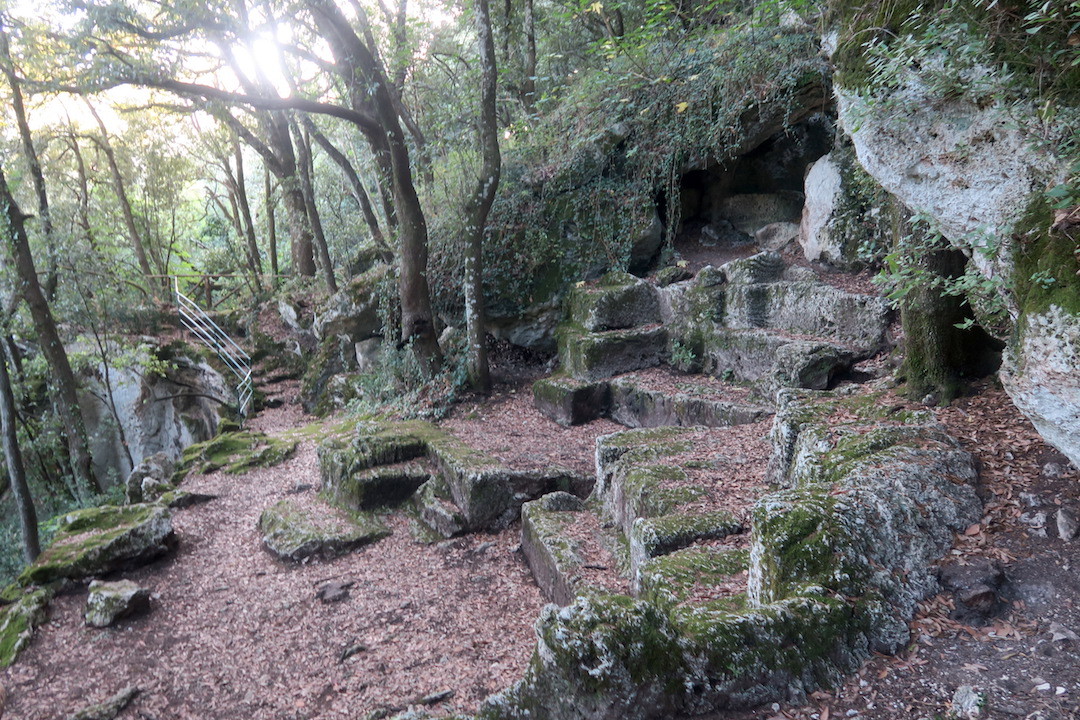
(84, 580), (151, 628)
(258, 499), (389, 562)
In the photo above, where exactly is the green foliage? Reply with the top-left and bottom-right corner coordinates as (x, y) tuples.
(429, 21), (826, 323)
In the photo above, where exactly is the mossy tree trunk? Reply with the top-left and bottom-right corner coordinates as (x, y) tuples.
(1, 340), (40, 562)
(898, 229), (977, 403)
(0, 162), (101, 500)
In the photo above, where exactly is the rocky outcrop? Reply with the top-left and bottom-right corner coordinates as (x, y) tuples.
(18, 504), (175, 585)
(483, 384), (981, 720)
(0, 586), (52, 667)
(800, 153), (845, 265)
(1000, 306), (1080, 469)
(124, 452), (176, 504)
(318, 421), (591, 535)
(258, 499), (389, 562)
(84, 580), (151, 627)
(836, 80), (1079, 467)
(79, 347), (230, 488)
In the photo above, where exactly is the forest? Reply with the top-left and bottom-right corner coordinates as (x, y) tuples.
(1, 0), (1079, 718)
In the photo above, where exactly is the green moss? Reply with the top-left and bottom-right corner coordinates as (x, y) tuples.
(1013, 193), (1080, 321)
(0, 586), (52, 667)
(18, 504), (173, 586)
(639, 546), (749, 606)
(180, 430), (297, 476)
(828, 0), (937, 90)
(634, 512), (742, 559)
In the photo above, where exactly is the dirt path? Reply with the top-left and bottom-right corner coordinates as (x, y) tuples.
(1, 387), (549, 720)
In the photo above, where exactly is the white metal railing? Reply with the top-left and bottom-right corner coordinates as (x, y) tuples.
(174, 277), (253, 416)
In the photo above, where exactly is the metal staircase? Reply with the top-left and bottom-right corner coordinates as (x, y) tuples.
(174, 277), (254, 416)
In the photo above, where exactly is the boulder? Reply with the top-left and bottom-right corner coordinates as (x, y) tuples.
(1001, 305), (1080, 470)
(313, 264), (389, 342)
(84, 580), (151, 627)
(628, 212), (664, 274)
(755, 222), (800, 252)
(0, 586), (52, 667)
(79, 347), (230, 488)
(567, 272), (661, 332)
(124, 452), (176, 504)
(18, 504), (175, 585)
(258, 499), (389, 562)
(413, 478), (468, 539)
(799, 152), (846, 265)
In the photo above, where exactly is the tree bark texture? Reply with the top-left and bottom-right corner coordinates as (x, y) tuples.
(307, 0), (442, 373)
(0, 344), (39, 562)
(0, 27), (58, 299)
(463, 0), (502, 394)
(0, 162), (101, 500)
(294, 123), (338, 292)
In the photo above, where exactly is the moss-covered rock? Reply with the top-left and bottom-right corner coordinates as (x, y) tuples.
(258, 499), (389, 562)
(0, 585), (52, 667)
(179, 430), (296, 476)
(322, 461), (432, 511)
(567, 272), (661, 332)
(628, 512), (741, 582)
(558, 325), (668, 382)
(532, 375), (611, 427)
(636, 546), (748, 606)
(412, 477), (468, 539)
(84, 579), (151, 627)
(18, 504), (175, 585)
(521, 493), (589, 605)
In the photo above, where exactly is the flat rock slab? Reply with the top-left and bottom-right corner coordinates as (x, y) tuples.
(18, 504), (175, 586)
(608, 377), (771, 429)
(84, 580), (151, 627)
(258, 498), (389, 562)
(559, 325), (668, 382)
(567, 271), (661, 332)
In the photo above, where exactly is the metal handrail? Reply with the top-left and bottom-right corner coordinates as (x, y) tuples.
(174, 277), (254, 416)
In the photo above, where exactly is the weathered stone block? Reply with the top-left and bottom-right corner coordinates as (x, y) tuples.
(559, 325), (668, 382)
(567, 272), (661, 332)
(607, 378), (772, 429)
(258, 499), (389, 562)
(18, 504), (175, 585)
(521, 494), (588, 606)
(322, 461), (431, 511)
(412, 478), (468, 539)
(0, 587), (52, 667)
(628, 512), (741, 584)
(532, 376), (610, 427)
(84, 580), (151, 627)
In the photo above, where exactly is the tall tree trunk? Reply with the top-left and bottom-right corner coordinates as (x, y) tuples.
(522, 0), (538, 118)
(0, 345), (39, 563)
(308, 0), (442, 373)
(83, 98), (158, 289)
(264, 166), (280, 279)
(463, 0), (502, 394)
(232, 134), (264, 288)
(294, 123), (338, 292)
(0, 27), (58, 299)
(0, 163), (100, 500)
(67, 131), (97, 250)
(301, 115), (392, 259)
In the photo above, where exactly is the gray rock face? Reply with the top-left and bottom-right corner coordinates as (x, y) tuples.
(837, 88), (1048, 282)
(1000, 305), (1080, 470)
(313, 265), (388, 342)
(258, 499), (389, 562)
(755, 221), (800, 252)
(124, 452), (176, 504)
(80, 350), (229, 488)
(717, 191), (805, 234)
(84, 580), (151, 627)
(800, 152), (846, 265)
